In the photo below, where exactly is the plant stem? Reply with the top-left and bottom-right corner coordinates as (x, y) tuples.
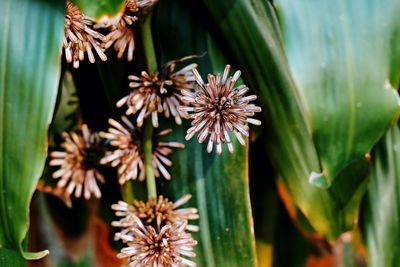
(141, 13), (158, 199)
(143, 118), (157, 199)
(121, 180), (135, 204)
(141, 13), (158, 73)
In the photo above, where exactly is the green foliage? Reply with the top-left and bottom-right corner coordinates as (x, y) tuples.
(0, 0), (64, 262)
(1, 0), (400, 266)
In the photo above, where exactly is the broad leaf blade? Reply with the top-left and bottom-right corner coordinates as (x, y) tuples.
(0, 0), (64, 261)
(363, 125), (400, 267)
(275, 0), (400, 186)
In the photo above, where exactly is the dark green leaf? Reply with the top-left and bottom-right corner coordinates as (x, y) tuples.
(0, 0), (64, 261)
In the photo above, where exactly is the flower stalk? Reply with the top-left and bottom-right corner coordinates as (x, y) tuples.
(144, 118), (157, 199)
(141, 13), (158, 199)
(141, 13), (158, 73)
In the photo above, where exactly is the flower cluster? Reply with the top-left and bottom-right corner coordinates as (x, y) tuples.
(48, 118), (183, 199)
(63, 0), (159, 67)
(101, 0), (159, 61)
(49, 124), (105, 200)
(112, 194), (199, 232)
(180, 64), (262, 154)
(117, 62), (197, 127)
(112, 195), (198, 266)
(63, 1), (107, 68)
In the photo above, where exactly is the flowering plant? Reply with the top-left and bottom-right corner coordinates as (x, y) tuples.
(1, 0), (400, 266)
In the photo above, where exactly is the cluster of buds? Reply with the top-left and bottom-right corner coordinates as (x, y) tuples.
(117, 60), (197, 127)
(100, 0), (159, 61)
(112, 195), (199, 266)
(181, 64), (262, 154)
(63, 1), (107, 68)
(49, 125), (105, 201)
(63, 0), (159, 67)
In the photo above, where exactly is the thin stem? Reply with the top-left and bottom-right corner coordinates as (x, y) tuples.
(141, 13), (158, 73)
(143, 118), (157, 199)
(121, 180), (135, 204)
(141, 13), (158, 199)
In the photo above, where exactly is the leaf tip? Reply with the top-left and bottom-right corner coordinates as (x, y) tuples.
(21, 249), (50, 260)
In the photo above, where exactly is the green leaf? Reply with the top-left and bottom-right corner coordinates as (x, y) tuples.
(154, 1), (257, 265)
(0, 0), (64, 261)
(362, 125), (400, 267)
(275, 0), (400, 187)
(71, 0), (125, 22)
(201, 0), (400, 239)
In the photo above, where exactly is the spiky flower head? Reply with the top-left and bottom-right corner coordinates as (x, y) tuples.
(112, 194), (199, 233)
(100, 117), (184, 183)
(116, 62), (197, 127)
(98, 0), (159, 61)
(116, 215), (197, 267)
(63, 1), (107, 68)
(49, 124), (105, 200)
(180, 65), (262, 154)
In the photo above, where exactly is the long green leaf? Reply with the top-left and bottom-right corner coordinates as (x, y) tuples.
(0, 0), (64, 261)
(363, 125), (400, 267)
(202, 0), (400, 239)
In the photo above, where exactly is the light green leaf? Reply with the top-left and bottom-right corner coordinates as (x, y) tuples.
(363, 125), (400, 267)
(0, 0), (64, 262)
(275, 0), (400, 187)
(71, 0), (125, 22)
